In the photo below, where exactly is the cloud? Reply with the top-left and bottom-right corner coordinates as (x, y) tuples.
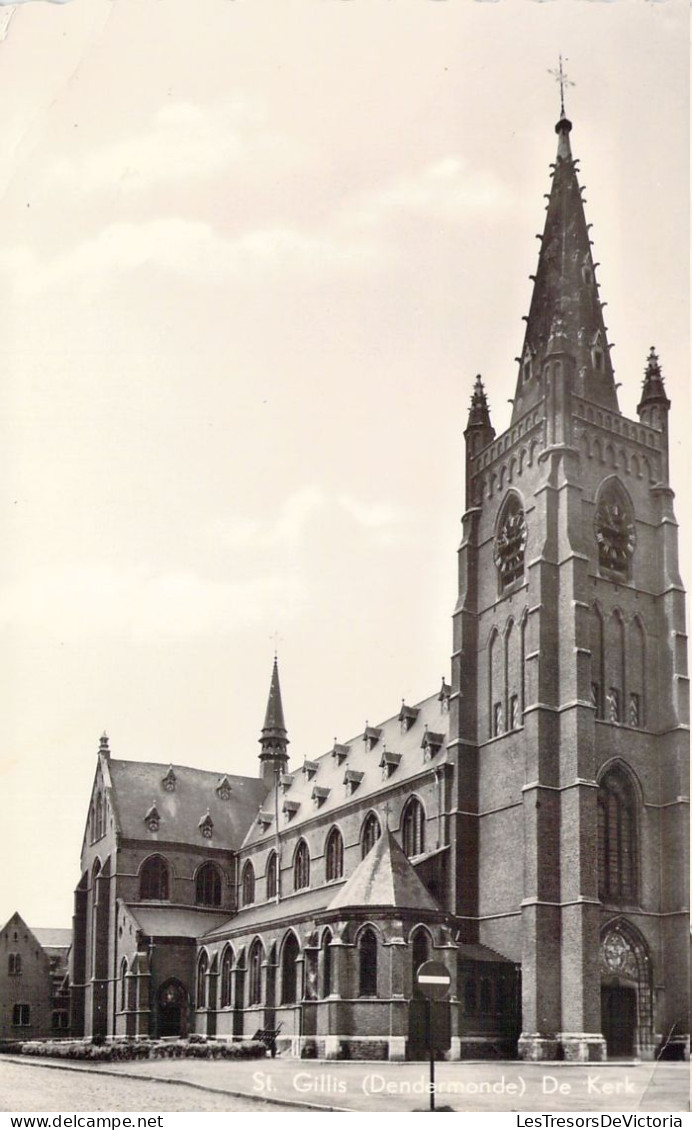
(0, 217), (380, 293)
(211, 488), (406, 554)
(45, 99), (279, 196)
(0, 563), (306, 642)
(347, 157), (512, 228)
(0, 152), (511, 294)
(210, 487), (326, 553)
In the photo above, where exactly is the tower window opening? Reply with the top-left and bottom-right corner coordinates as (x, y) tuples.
(492, 702), (503, 737)
(598, 766), (638, 905)
(629, 693), (641, 728)
(607, 687), (621, 724)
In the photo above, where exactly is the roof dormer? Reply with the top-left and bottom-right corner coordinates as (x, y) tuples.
(199, 810), (214, 840)
(332, 742), (350, 765)
(216, 775), (232, 800)
(344, 769), (364, 796)
(161, 766), (176, 793)
(380, 749), (402, 780)
(421, 728), (445, 762)
(303, 760), (319, 780)
(144, 803), (160, 833)
(363, 725), (383, 751)
(283, 799), (300, 820)
(399, 702), (419, 732)
(312, 785), (330, 808)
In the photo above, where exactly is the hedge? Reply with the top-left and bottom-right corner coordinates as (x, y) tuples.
(17, 1039), (267, 1062)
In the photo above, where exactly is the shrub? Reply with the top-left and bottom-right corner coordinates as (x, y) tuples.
(17, 1037), (266, 1062)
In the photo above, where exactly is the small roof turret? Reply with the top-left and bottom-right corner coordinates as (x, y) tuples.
(637, 346), (670, 413)
(258, 656), (290, 784)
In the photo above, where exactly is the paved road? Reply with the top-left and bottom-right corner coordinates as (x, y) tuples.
(0, 1060), (301, 1113)
(1, 1056), (688, 1114)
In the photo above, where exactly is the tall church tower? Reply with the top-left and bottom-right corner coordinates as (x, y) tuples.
(449, 106), (689, 1061)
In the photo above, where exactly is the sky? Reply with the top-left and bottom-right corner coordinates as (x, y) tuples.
(0, 0), (688, 929)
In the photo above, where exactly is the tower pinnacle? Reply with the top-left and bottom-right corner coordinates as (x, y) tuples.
(258, 656), (289, 784)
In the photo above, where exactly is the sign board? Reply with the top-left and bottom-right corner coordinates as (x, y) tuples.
(415, 960), (451, 1001)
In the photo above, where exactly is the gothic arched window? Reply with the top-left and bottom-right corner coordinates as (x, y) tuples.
(266, 851), (278, 900)
(241, 861), (255, 906)
(220, 947), (233, 1008)
(195, 862), (222, 907)
(494, 493), (527, 590)
(598, 765), (638, 905)
(325, 827), (344, 881)
(248, 939), (263, 1006)
(361, 812), (381, 859)
(358, 927), (378, 997)
(120, 958), (128, 1011)
(594, 479), (636, 579)
(402, 797), (426, 858)
(294, 840), (310, 890)
(281, 933), (300, 1005)
(196, 951), (208, 1009)
(411, 927), (430, 996)
(139, 855), (170, 901)
(322, 929), (333, 998)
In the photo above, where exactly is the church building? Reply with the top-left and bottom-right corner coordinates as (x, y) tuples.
(70, 104), (689, 1062)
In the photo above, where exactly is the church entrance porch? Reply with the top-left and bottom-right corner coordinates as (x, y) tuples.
(157, 980), (188, 1038)
(601, 985), (636, 1058)
(600, 920), (654, 1060)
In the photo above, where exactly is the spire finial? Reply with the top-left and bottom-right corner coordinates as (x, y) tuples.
(549, 54), (574, 120)
(99, 731), (110, 755)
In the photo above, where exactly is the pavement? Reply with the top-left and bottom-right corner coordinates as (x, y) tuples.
(2, 1055), (689, 1114)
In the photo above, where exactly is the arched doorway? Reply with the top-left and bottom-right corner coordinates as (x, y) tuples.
(600, 921), (653, 1058)
(157, 979), (188, 1038)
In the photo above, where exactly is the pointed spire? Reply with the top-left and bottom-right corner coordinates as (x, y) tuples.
(258, 656), (289, 784)
(511, 112), (619, 423)
(637, 346), (670, 412)
(98, 731), (110, 760)
(464, 375), (496, 470)
(466, 374), (492, 430)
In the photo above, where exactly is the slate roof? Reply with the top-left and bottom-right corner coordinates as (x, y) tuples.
(127, 905), (229, 939)
(32, 928), (72, 949)
(328, 831), (442, 914)
(201, 885), (342, 941)
(243, 690), (449, 848)
(107, 760), (268, 850)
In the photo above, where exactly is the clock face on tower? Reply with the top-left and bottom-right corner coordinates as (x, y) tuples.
(494, 497), (527, 589)
(595, 486), (636, 575)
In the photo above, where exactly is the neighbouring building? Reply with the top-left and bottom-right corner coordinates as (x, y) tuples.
(0, 912), (71, 1040)
(70, 104), (689, 1062)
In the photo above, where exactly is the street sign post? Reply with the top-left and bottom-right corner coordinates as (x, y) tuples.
(415, 962), (452, 1112)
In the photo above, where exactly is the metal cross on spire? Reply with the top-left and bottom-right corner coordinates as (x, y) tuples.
(269, 630), (284, 659)
(548, 55), (575, 119)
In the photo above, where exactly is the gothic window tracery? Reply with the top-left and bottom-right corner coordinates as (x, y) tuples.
(294, 840), (310, 890)
(266, 851), (278, 899)
(196, 862), (222, 907)
(361, 812), (381, 858)
(598, 765), (638, 905)
(139, 855), (170, 901)
(402, 797), (425, 858)
(241, 861), (255, 906)
(325, 827), (344, 881)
